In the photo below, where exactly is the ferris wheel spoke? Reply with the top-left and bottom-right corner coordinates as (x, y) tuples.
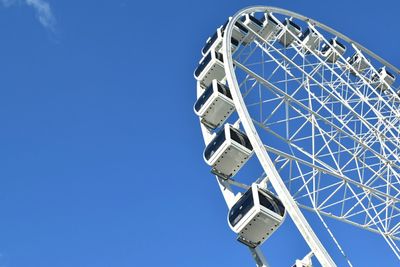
(238, 44), (400, 182)
(266, 40), (400, 151)
(256, 24), (400, 148)
(195, 6), (400, 265)
(309, 24), (400, 110)
(238, 61), (400, 179)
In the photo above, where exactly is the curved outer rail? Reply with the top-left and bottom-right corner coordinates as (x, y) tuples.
(223, 6), (339, 267)
(197, 5), (400, 266)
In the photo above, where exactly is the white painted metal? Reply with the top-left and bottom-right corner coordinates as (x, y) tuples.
(240, 14), (263, 45)
(294, 252), (314, 267)
(299, 28), (320, 54)
(194, 50), (225, 88)
(203, 123), (253, 179)
(347, 52), (369, 73)
(320, 38), (346, 63)
(223, 17), (249, 45)
(201, 26), (239, 56)
(194, 79), (235, 129)
(223, 7), (337, 267)
(195, 5), (400, 267)
(372, 67), (396, 91)
(250, 247), (270, 267)
(278, 19), (302, 47)
(259, 14), (280, 42)
(228, 184), (286, 248)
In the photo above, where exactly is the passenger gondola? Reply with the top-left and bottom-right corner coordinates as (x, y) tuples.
(239, 14), (264, 45)
(299, 28), (320, 54)
(194, 79), (235, 129)
(278, 19), (302, 47)
(320, 38), (346, 63)
(204, 124), (253, 179)
(259, 14), (280, 41)
(371, 67), (396, 91)
(201, 26), (240, 56)
(222, 17), (250, 45)
(228, 183), (286, 248)
(194, 49), (225, 88)
(347, 52), (369, 74)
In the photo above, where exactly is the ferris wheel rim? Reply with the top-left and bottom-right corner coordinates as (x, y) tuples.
(221, 5), (400, 266)
(194, 5), (400, 266)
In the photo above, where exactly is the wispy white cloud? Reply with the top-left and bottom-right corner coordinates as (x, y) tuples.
(25, 0), (55, 30)
(0, 0), (56, 31)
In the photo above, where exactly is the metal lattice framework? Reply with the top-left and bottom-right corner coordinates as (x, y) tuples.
(196, 6), (400, 266)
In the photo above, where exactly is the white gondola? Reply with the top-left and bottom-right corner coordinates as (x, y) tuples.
(201, 26), (240, 56)
(347, 52), (369, 74)
(239, 14), (264, 45)
(299, 28), (320, 54)
(371, 67), (396, 91)
(204, 124), (253, 179)
(194, 49), (225, 88)
(222, 17), (250, 45)
(320, 38), (346, 63)
(228, 183), (286, 248)
(259, 14), (280, 41)
(278, 19), (302, 47)
(194, 79), (235, 129)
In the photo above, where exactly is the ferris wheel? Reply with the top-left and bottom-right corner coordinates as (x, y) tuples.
(193, 6), (400, 267)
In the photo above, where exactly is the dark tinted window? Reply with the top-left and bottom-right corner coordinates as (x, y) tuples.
(321, 39), (336, 53)
(194, 52), (212, 78)
(275, 197), (285, 216)
(376, 68), (395, 80)
(217, 82), (232, 99)
(202, 31), (219, 55)
(385, 69), (395, 79)
(218, 26), (239, 48)
(229, 189), (254, 227)
(300, 28), (310, 41)
(235, 21), (249, 34)
(204, 128), (226, 160)
(230, 128), (253, 150)
(259, 190), (285, 216)
(202, 33), (237, 56)
(258, 192), (276, 212)
(215, 51), (224, 63)
(335, 39), (346, 50)
(194, 84), (214, 112)
(372, 73), (380, 82)
(267, 15), (278, 25)
(286, 20), (301, 31)
(222, 19), (249, 34)
(348, 53), (358, 65)
(321, 44), (329, 53)
(231, 37), (239, 47)
(249, 15), (263, 27)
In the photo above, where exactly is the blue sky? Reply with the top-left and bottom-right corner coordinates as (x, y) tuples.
(0, 0), (399, 266)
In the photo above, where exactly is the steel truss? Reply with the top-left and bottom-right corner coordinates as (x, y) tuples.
(196, 5), (400, 267)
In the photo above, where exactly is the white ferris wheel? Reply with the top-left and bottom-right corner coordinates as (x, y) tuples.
(193, 6), (400, 267)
